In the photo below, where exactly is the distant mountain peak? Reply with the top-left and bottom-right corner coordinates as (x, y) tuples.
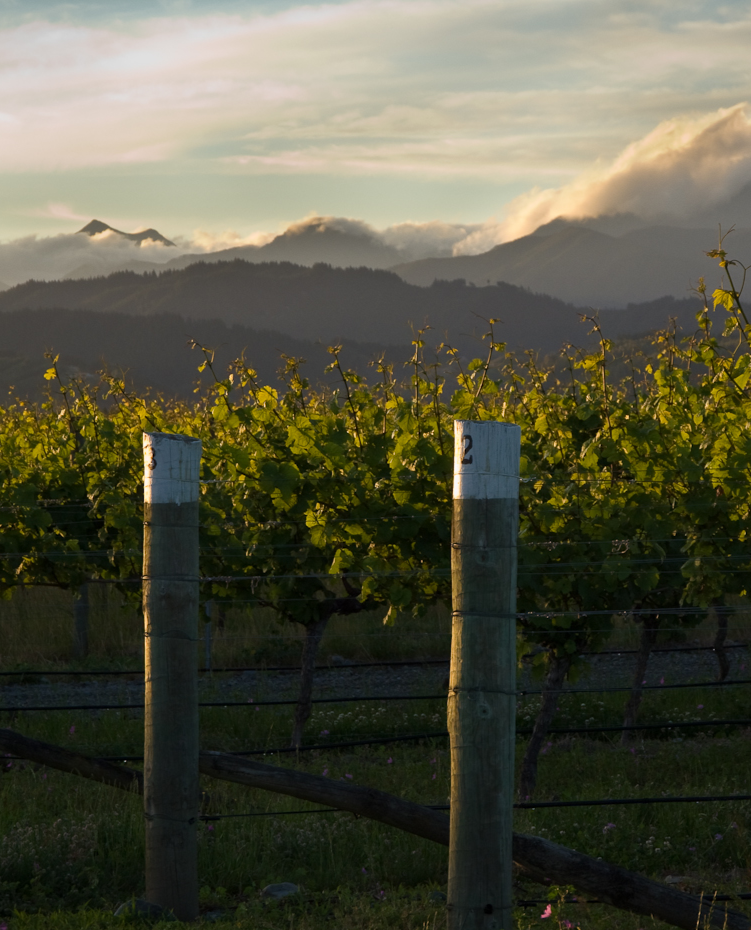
(77, 219), (175, 247)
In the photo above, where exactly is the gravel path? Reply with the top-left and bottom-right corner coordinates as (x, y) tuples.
(0, 643), (747, 711)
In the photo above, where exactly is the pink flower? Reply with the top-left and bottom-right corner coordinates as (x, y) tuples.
(602, 822), (616, 834)
(541, 904), (552, 918)
(323, 768), (329, 776)
(660, 677), (665, 685)
(69, 725), (75, 736)
(697, 704), (704, 710)
(387, 758), (393, 764)
(207, 824), (215, 832)
(562, 921), (573, 929)
(345, 773), (353, 779)
(432, 773), (436, 780)
(430, 758), (436, 764)
(320, 730), (329, 736)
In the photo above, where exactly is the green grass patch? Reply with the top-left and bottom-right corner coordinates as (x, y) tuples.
(1, 588), (751, 926)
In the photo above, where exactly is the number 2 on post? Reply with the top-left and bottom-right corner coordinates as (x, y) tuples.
(461, 434), (473, 465)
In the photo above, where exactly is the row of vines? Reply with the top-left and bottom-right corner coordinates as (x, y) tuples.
(1, 243), (750, 791)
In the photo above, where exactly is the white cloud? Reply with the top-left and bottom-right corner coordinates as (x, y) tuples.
(380, 219), (481, 257)
(30, 202), (91, 221)
(274, 214), (478, 258)
(0, 0), (750, 187)
(454, 103), (751, 252)
(186, 228), (276, 251)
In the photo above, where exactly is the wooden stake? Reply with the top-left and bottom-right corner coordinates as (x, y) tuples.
(204, 600), (213, 673)
(449, 420), (520, 930)
(143, 432), (201, 922)
(204, 621), (212, 673)
(72, 582), (89, 660)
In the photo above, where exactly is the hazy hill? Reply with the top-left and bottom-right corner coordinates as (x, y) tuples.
(393, 223), (751, 307)
(11, 214), (749, 310)
(0, 308), (398, 400)
(63, 259), (165, 280)
(0, 259), (713, 361)
(171, 220), (405, 271)
(64, 217), (421, 281)
(0, 261), (582, 352)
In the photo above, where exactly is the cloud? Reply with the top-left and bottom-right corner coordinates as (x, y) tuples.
(380, 219), (481, 257)
(186, 228), (276, 251)
(283, 215), (378, 238)
(0, 0), (750, 190)
(4, 97), (751, 288)
(454, 103), (751, 252)
(276, 214), (480, 259)
(30, 202), (91, 222)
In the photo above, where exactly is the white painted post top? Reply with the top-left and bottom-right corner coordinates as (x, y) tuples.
(453, 421), (520, 500)
(143, 432), (202, 505)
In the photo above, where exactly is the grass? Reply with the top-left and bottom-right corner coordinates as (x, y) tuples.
(0, 588), (453, 672)
(5, 587), (749, 675)
(1, 696), (750, 926)
(0, 587), (750, 927)
(5, 897), (735, 930)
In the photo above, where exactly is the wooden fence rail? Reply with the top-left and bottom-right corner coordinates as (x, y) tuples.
(0, 727), (745, 930)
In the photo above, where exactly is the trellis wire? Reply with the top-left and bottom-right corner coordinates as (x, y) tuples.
(1, 669), (749, 697)
(195, 791), (751, 823)
(4, 715), (749, 764)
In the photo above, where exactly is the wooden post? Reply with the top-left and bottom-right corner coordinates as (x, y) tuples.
(72, 582), (89, 660)
(204, 621), (212, 673)
(448, 420), (520, 930)
(142, 432), (201, 922)
(204, 600), (213, 673)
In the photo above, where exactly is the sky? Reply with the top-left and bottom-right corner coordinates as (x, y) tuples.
(1, 0), (751, 246)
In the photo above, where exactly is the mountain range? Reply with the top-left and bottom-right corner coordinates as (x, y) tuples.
(60, 216), (432, 282)
(50, 214), (749, 309)
(393, 220), (751, 307)
(0, 257), (723, 402)
(0, 207), (743, 399)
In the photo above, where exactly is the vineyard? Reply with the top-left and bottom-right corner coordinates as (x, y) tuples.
(1, 245), (751, 927)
